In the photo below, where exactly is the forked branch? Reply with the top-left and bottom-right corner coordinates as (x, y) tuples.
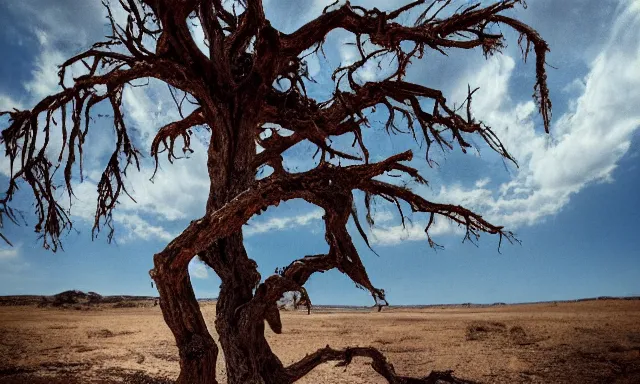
(287, 345), (477, 383)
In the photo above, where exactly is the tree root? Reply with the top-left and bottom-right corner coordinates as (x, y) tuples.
(286, 345), (478, 384)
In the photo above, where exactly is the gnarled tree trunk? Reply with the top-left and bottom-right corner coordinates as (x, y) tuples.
(160, 97), (290, 384)
(152, 257), (219, 384)
(154, 236), (291, 384)
(203, 235), (289, 384)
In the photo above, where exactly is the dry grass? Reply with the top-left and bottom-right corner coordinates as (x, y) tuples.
(1, 300), (640, 383)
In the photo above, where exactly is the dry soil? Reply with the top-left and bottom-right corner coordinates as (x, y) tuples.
(1, 300), (640, 383)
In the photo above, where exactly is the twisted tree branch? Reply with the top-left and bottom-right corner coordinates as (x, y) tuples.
(286, 345), (477, 383)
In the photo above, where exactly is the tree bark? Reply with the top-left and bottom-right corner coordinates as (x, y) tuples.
(168, 97), (290, 384)
(153, 256), (219, 384)
(199, 233), (290, 384)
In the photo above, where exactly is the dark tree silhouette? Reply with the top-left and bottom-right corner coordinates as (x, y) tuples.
(0, 0), (551, 383)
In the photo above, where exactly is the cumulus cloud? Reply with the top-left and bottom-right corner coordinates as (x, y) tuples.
(338, 37), (380, 82)
(0, 245), (29, 274)
(117, 83), (211, 222)
(371, 210), (394, 224)
(0, 95), (23, 111)
(245, 209), (324, 236)
(113, 213), (176, 243)
(429, 1), (640, 228)
(189, 258), (209, 279)
(370, 218), (464, 246)
(23, 43), (65, 100)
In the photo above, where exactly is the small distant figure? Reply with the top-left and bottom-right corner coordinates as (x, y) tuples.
(153, 299), (158, 307)
(151, 281), (154, 288)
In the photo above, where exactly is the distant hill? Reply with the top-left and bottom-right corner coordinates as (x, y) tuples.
(0, 290), (160, 309)
(0, 291), (638, 309)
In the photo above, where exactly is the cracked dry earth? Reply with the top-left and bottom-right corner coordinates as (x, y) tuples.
(1, 300), (639, 383)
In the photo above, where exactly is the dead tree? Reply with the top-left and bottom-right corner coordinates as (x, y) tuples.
(0, 1), (551, 383)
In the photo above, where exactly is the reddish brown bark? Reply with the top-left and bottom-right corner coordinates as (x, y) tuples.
(153, 261), (219, 383)
(1, 1), (552, 383)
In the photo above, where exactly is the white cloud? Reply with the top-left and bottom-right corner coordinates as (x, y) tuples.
(59, 181), (179, 244)
(244, 209), (324, 236)
(371, 210), (394, 224)
(23, 39), (65, 100)
(113, 213), (176, 243)
(0, 95), (23, 111)
(0, 245), (29, 274)
(189, 258), (209, 279)
(432, 1), (640, 229)
(474, 178), (490, 189)
(118, 84), (211, 221)
(563, 77), (587, 95)
(0, 247), (19, 260)
(370, 218), (463, 246)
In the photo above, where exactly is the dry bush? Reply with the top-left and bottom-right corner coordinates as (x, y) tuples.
(509, 325), (533, 345)
(74, 346), (99, 353)
(87, 329), (135, 339)
(466, 321), (507, 341)
(88, 329), (115, 338)
(398, 335), (421, 342)
(48, 325), (77, 330)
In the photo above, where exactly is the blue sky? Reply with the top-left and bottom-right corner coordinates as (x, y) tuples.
(1, 0), (639, 305)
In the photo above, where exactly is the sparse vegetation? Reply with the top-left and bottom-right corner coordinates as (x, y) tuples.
(87, 329), (136, 339)
(466, 321), (507, 341)
(87, 329), (115, 339)
(1, 300), (640, 383)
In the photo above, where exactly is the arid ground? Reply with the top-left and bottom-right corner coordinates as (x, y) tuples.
(1, 298), (639, 383)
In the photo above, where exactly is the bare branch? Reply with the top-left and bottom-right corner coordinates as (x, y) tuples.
(358, 179), (517, 249)
(150, 107), (206, 178)
(258, 78), (519, 169)
(281, 1), (521, 57)
(247, 191), (388, 326)
(491, 14), (552, 132)
(226, 0), (266, 59)
(286, 345), (477, 383)
(0, 62), (164, 249)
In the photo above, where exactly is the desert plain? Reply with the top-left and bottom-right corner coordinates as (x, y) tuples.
(1, 297), (639, 383)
